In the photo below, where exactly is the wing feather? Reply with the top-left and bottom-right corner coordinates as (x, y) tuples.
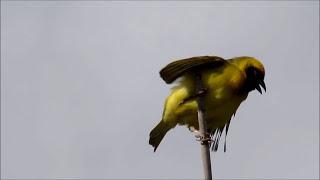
(160, 56), (226, 84)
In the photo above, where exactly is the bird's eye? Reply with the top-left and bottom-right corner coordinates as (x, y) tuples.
(245, 66), (262, 79)
(245, 66), (255, 76)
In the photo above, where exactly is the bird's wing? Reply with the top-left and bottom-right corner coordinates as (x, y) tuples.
(160, 56), (226, 84)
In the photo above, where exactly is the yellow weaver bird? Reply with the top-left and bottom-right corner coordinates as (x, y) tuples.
(149, 56), (266, 152)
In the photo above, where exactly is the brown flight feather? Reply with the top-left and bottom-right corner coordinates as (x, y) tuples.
(159, 56), (226, 84)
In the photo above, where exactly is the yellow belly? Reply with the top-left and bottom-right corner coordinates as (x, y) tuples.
(175, 93), (247, 131)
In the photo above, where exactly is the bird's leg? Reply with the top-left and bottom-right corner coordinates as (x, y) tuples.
(189, 126), (212, 145)
(189, 126), (201, 138)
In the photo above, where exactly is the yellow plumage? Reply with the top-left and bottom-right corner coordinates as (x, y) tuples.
(149, 56), (266, 152)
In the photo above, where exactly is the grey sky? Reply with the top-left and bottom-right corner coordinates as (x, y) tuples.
(1, 1), (319, 179)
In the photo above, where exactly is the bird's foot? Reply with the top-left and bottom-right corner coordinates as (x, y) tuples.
(189, 126), (212, 145)
(196, 134), (213, 145)
(196, 88), (207, 97)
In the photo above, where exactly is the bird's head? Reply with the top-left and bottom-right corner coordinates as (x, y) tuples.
(230, 57), (266, 94)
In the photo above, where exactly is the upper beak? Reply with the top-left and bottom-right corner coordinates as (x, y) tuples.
(255, 79), (266, 94)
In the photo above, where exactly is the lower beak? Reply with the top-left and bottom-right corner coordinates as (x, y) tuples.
(255, 79), (266, 94)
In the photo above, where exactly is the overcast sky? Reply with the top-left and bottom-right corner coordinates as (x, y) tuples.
(1, 1), (319, 179)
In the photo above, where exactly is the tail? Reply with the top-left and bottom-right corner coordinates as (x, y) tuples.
(149, 121), (171, 152)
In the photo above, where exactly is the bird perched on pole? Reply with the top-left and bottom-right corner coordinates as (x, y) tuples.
(149, 56), (266, 152)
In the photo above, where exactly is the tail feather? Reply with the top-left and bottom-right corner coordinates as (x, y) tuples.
(149, 121), (170, 152)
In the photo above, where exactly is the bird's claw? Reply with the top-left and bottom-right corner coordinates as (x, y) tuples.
(196, 88), (207, 97)
(189, 127), (212, 145)
(196, 133), (213, 145)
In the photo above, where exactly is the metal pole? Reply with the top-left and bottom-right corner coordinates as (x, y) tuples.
(195, 73), (212, 180)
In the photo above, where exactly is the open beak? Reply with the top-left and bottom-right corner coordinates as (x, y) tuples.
(255, 79), (266, 94)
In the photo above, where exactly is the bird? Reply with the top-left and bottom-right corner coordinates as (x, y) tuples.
(149, 55), (266, 152)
